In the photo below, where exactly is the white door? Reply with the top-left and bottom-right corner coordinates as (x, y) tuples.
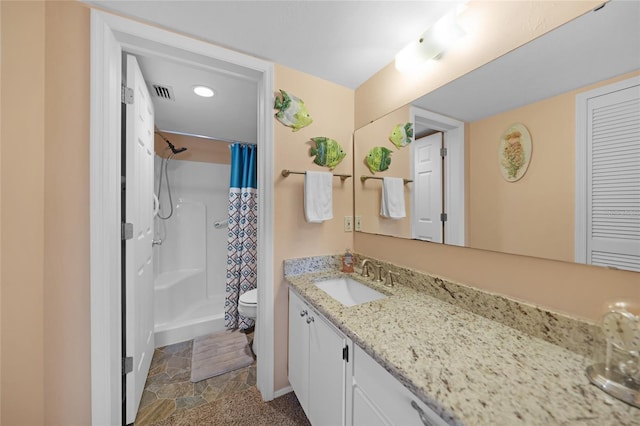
(412, 132), (443, 242)
(586, 83), (640, 271)
(288, 291), (310, 414)
(124, 54), (155, 423)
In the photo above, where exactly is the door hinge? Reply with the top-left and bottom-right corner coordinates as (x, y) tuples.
(121, 222), (133, 240)
(121, 85), (134, 104)
(342, 345), (349, 362)
(440, 147), (448, 157)
(440, 213), (448, 223)
(122, 356), (133, 375)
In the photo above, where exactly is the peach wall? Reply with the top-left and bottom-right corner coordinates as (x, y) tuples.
(354, 1), (601, 128)
(154, 132), (231, 164)
(468, 70), (640, 263)
(1, 2), (46, 425)
(273, 64), (354, 391)
(0, 1), (3, 416)
(354, 105), (411, 238)
(468, 90), (576, 262)
(43, 2), (91, 424)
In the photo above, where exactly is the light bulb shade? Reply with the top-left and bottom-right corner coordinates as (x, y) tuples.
(395, 10), (465, 73)
(193, 85), (214, 97)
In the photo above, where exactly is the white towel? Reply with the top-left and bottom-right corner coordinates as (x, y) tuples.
(380, 177), (406, 219)
(304, 171), (333, 223)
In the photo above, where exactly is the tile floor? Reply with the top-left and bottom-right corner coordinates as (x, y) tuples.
(133, 331), (307, 425)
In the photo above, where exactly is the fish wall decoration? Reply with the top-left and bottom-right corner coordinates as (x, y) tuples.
(310, 137), (346, 170)
(274, 89), (313, 131)
(366, 146), (393, 173)
(389, 122), (414, 148)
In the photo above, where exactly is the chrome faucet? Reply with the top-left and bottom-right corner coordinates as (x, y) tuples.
(372, 264), (384, 283)
(361, 259), (384, 282)
(360, 259), (372, 277)
(385, 270), (399, 287)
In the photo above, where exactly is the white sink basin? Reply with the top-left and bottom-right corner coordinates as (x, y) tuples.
(314, 277), (386, 307)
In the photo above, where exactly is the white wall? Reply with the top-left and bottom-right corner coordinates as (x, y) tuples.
(154, 156), (230, 300)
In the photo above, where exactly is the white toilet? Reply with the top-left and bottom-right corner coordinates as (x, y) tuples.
(238, 288), (258, 354)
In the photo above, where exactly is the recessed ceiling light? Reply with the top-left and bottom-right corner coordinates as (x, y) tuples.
(193, 85), (215, 98)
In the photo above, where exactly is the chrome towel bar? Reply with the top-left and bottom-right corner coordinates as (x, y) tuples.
(360, 175), (413, 184)
(281, 169), (352, 182)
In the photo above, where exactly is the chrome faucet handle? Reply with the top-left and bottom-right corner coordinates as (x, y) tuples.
(360, 259), (371, 277)
(385, 270), (399, 287)
(373, 264), (384, 283)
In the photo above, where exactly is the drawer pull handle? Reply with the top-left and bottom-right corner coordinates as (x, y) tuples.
(300, 310), (308, 317)
(411, 400), (435, 426)
(306, 316), (315, 324)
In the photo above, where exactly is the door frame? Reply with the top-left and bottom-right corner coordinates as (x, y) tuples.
(90, 11), (275, 424)
(410, 107), (465, 246)
(575, 75), (640, 265)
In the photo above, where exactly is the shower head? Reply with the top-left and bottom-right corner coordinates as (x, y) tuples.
(164, 139), (187, 155)
(154, 127), (188, 155)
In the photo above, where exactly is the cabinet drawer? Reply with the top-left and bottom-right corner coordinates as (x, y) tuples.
(352, 345), (447, 426)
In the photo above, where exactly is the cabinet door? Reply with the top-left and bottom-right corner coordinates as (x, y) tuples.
(308, 309), (347, 426)
(288, 291), (310, 414)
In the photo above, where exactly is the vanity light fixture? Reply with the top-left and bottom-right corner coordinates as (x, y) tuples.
(395, 9), (466, 74)
(193, 85), (215, 98)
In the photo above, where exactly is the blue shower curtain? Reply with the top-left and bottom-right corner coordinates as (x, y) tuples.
(225, 144), (258, 330)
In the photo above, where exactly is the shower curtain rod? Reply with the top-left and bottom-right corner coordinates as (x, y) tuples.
(155, 128), (255, 146)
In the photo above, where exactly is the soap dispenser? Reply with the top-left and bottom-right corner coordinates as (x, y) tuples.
(342, 249), (354, 273)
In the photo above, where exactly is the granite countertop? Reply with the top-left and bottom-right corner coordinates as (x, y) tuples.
(285, 269), (639, 426)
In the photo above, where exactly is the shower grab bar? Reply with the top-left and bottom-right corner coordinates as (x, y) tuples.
(360, 175), (413, 184)
(153, 193), (160, 218)
(214, 219), (228, 229)
(281, 169), (352, 182)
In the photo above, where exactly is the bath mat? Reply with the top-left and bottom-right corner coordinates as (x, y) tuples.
(190, 329), (254, 383)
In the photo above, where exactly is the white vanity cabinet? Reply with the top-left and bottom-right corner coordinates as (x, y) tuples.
(288, 289), (349, 426)
(348, 344), (448, 426)
(288, 288), (447, 426)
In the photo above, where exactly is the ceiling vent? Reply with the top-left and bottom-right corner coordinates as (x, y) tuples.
(149, 83), (175, 101)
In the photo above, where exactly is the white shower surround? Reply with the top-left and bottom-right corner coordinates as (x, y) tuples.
(153, 156), (230, 347)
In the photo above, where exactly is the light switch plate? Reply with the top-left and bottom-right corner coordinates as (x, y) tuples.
(344, 216), (353, 232)
(355, 216), (362, 231)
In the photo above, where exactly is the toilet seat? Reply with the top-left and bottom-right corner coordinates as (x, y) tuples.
(238, 288), (258, 320)
(239, 288), (257, 306)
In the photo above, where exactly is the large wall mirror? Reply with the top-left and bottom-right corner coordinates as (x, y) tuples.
(354, 0), (640, 272)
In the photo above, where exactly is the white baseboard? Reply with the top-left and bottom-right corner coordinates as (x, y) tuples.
(273, 385), (293, 399)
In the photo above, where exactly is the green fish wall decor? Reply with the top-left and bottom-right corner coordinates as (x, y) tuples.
(310, 137), (346, 170)
(274, 89), (313, 131)
(366, 146), (393, 173)
(389, 122), (414, 149)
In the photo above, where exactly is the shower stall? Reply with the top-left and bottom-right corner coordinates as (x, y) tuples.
(152, 150), (230, 347)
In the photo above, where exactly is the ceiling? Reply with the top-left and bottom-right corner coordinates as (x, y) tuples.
(86, 1), (638, 145)
(88, 1), (458, 90)
(86, 0), (460, 144)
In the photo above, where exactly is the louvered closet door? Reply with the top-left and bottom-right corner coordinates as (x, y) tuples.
(587, 84), (640, 271)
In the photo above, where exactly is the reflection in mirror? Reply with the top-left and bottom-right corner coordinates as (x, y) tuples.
(354, 0), (640, 272)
